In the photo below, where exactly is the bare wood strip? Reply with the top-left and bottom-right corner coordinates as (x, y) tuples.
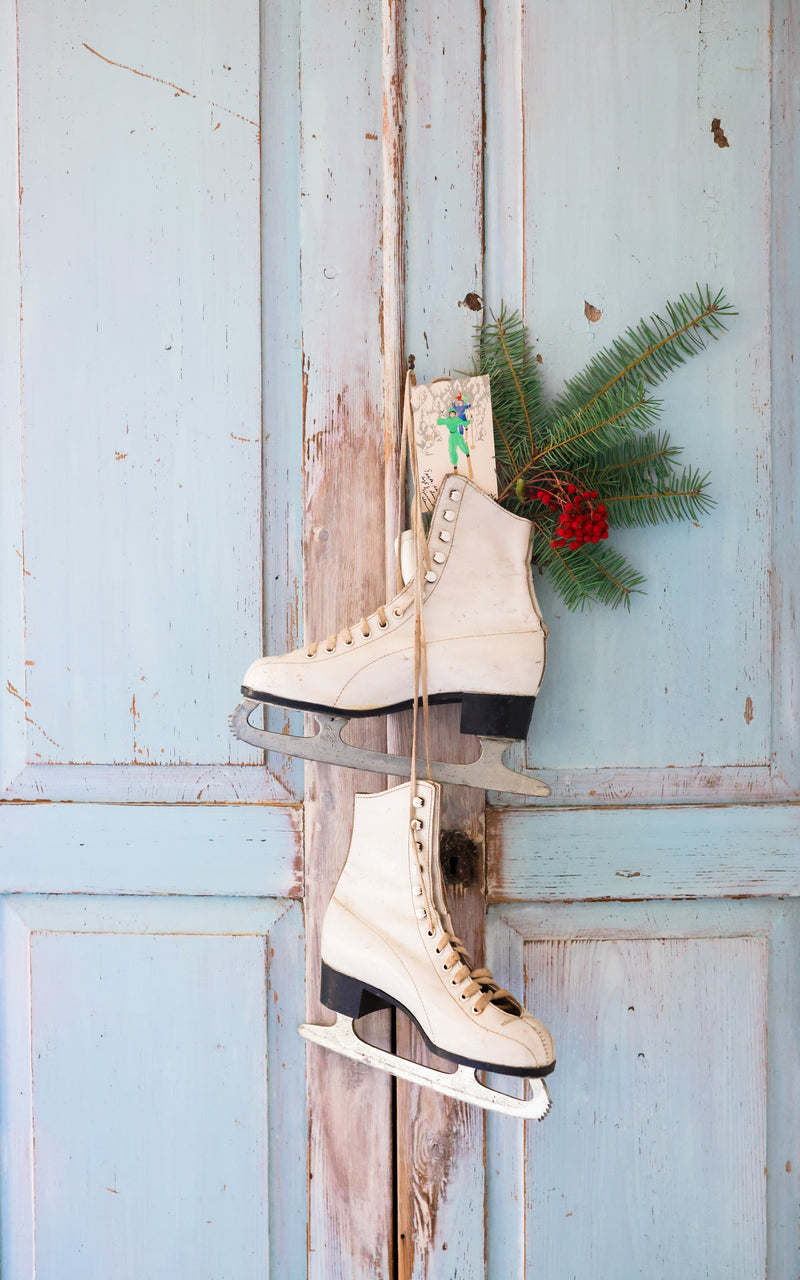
(300, 3), (394, 1275)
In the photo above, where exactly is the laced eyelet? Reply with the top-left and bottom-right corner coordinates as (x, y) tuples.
(427, 929), (434, 937)
(306, 651), (316, 659)
(472, 1008), (480, 1015)
(343, 638), (353, 646)
(361, 629), (371, 639)
(412, 796), (425, 808)
(460, 992), (467, 1000)
(410, 819), (423, 830)
(324, 645), (335, 654)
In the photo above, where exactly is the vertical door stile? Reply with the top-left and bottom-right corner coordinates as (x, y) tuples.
(394, 3), (488, 1276)
(300, 2), (395, 1277)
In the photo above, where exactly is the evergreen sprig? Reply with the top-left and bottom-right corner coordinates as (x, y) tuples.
(472, 287), (734, 610)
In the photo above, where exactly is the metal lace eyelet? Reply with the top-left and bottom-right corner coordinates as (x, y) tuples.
(427, 930), (434, 937)
(410, 819), (423, 830)
(443, 510), (455, 521)
(392, 608), (403, 618)
(324, 645), (335, 654)
(379, 618), (390, 627)
(412, 796), (425, 808)
(361, 629), (371, 639)
(343, 638), (353, 646)
(460, 992), (467, 1000)
(439, 531), (451, 543)
(425, 571), (436, 583)
(306, 651), (316, 659)
(432, 552), (445, 564)
(449, 490), (461, 501)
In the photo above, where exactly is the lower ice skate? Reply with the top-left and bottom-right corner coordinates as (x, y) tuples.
(300, 780), (555, 1119)
(230, 474), (550, 796)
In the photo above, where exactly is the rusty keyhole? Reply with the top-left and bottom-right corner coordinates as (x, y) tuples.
(439, 830), (480, 887)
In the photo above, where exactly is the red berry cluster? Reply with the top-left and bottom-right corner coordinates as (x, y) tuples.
(533, 484), (609, 550)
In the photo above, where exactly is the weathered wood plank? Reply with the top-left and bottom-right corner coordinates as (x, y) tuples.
(395, 4), (487, 1276)
(0, 0), (25, 794)
(770, 0), (800, 793)
(492, 763), (797, 807)
(0, 803), (302, 898)
(2, 763), (292, 804)
(514, 0), (773, 785)
(261, 0), (305, 798)
(489, 803), (800, 902)
(487, 899), (799, 1278)
(0, 895), (305, 1280)
(15, 0), (263, 773)
(299, 2), (394, 1276)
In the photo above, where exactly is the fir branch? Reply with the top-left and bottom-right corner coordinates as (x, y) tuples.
(533, 523), (645, 611)
(551, 285), (735, 426)
(603, 467), (715, 528)
(590, 430), (684, 484)
(499, 387), (661, 498)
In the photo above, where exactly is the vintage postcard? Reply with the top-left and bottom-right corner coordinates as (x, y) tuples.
(409, 374), (497, 512)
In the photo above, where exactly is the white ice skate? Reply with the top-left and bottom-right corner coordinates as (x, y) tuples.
(230, 474), (550, 796)
(300, 780), (555, 1119)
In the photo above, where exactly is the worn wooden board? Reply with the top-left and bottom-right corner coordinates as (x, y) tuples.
(394, 4), (488, 1276)
(501, 0), (774, 783)
(11, 0), (267, 785)
(298, 3), (394, 1276)
(485, 899), (800, 1278)
(0, 802), (302, 897)
(488, 802), (800, 902)
(0, 895), (307, 1280)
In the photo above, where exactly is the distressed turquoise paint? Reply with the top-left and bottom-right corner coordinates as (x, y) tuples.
(0, 896), (308, 1280)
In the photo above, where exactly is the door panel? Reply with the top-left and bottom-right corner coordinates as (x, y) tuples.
(0, 896), (306, 1279)
(487, 900), (800, 1278)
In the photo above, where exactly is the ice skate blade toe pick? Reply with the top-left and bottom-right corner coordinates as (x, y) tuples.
(299, 1014), (551, 1120)
(229, 697), (550, 797)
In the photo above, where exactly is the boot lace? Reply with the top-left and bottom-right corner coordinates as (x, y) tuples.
(435, 932), (523, 1017)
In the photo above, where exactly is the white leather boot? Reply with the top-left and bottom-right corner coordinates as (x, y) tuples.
(318, 780), (555, 1078)
(241, 475), (547, 742)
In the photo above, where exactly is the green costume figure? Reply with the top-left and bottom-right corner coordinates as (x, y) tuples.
(438, 409), (472, 470)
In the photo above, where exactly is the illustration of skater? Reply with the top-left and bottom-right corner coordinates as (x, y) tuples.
(437, 405), (474, 479)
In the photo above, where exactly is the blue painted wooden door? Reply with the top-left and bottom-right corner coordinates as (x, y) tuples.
(2, 0), (798, 1276)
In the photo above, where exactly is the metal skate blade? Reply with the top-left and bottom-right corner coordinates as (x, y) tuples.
(299, 1014), (551, 1121)
(229, 697), (550, 797)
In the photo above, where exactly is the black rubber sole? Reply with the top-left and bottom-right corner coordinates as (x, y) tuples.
(241, 686), (535, 741)
(320, 961), (556, 1079)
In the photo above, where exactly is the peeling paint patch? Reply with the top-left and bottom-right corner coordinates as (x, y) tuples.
(584, 300), (602, 323)
(711, 117), (730, 147)
(744, 696), (754, 724)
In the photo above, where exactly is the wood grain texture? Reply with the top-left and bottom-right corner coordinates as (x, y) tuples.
(770, 0), (800, 793)
(15, 0), (263, 775)
(261, 0), (305, 797)
(0, 803), (302, 898)
(0, 0), (25, 793)
(0, 895), (307, 1280)
(299, 3), (394, 1276)
(488, 802), (800, 902)
(486, 899), (800, 1279)
(509, 0), (773, 783)
(394, 4), (487, 1276)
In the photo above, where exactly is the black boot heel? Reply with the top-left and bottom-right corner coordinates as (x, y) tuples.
(320, 962), (392, 1019)
(460, 692), (535, 740)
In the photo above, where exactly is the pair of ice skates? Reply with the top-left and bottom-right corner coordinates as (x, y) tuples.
(230, 473), (555, 1119)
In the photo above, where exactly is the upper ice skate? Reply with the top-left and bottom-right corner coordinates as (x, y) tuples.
(231, 475), (551, 795)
